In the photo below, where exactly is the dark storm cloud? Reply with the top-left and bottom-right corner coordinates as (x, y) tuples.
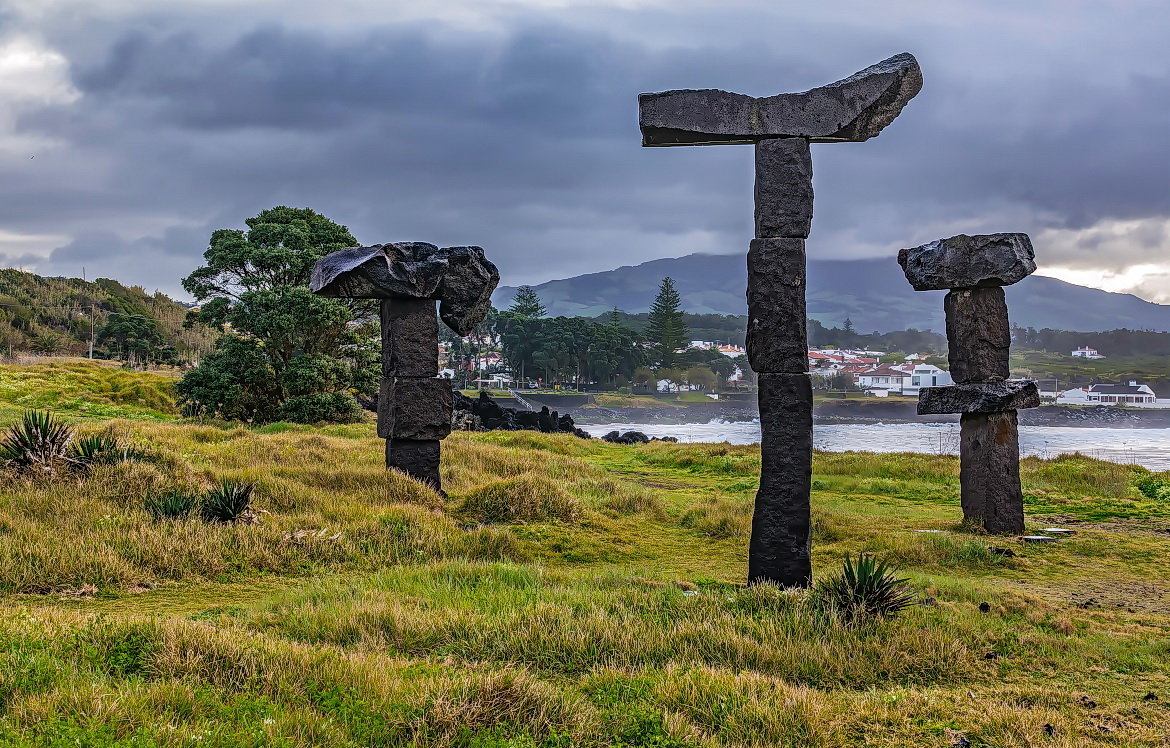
(3, 2), (1170, 296)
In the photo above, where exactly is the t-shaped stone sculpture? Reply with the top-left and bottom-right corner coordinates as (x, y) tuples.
(640, 53), (922, 588)
(310, 242), (499, 492)
(898, 233), (1039, 534)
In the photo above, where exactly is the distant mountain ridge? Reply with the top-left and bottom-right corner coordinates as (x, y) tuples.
(493, 253), (1170, 333)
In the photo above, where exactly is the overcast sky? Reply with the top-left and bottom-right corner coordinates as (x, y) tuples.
(0, 0), (1167, 302)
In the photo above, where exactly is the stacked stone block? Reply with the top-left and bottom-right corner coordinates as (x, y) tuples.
(898, 233), (1038, 534)
(310, 242), (499, 493)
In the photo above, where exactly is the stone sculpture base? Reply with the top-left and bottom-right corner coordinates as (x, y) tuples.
(748, 373), (813, 587)
(386, 439), (443, 493)
(959, 411), (1025, 534)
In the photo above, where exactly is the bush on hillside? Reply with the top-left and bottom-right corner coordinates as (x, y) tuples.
(812, 554), (917, 624)
(277, 392), (363, 424)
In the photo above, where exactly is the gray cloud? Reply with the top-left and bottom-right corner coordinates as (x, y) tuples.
(1, 1), (1169, 299)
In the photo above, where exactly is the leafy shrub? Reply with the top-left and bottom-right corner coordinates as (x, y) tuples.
(1134, 474), (1170, 500)
(144, 491), (199, 520)
(277, 392), (364, 424)
(200, 479), (257, 523)
(0, 410), (74, 468)
(813, 554), (916, 624)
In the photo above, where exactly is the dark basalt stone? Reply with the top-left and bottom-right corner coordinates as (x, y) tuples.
(959, 411), (1025, 534)
(377, 378), (453, 440)
(639, 53), (922, 145)
(749, 373), (813, 588)
(310, 243), (499, 336)
(310, 242), (446, 299)
(918, 380), (1040, 415)
(755, 138), (813, 239)
(898, 233), (1036, 291)
(746, 238), (807, 373)
(381, 298), (439, 377)
(386, 439), (442, 491)
(434, 245), (501, 336)
(944, 287), (1011, 383)
(452, 391), (591, 438)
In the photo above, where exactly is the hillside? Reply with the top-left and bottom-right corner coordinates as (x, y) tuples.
(0, 364), (1168, 744)
(0, 269), (215, 360)
(494, 253), (1170, 333)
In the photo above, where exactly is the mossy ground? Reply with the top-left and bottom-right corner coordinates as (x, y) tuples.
(0, 362), (1169, 745)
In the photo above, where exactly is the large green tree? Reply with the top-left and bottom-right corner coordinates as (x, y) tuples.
(176, 207), (377, 423)
(646, 276), (688, 367)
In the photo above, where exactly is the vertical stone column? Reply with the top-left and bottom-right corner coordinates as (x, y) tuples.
(746, 137), (813, 588)
(378, 298), (452, 492)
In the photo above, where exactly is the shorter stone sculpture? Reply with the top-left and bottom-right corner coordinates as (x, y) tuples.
(311, 242), (499, 492)
(898, 233), (1038, 534)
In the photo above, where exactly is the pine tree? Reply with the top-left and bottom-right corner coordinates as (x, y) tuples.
(843, 317), (855, 334)
(508, 286), (547, 318)
(646, 277), (688, 367)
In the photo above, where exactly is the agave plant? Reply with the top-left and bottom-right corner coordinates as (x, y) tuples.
(0, 410), (75, 468)
(145, 490), (200, 520)
(200, 479), (257, 523)
(814, 554), (917, 624)
(69, 433), (149, 466)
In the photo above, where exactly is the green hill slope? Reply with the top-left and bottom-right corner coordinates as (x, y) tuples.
(0, 269), (215, 359)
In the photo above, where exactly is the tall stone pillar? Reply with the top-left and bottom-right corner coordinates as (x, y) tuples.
(639, 53), (923, 586)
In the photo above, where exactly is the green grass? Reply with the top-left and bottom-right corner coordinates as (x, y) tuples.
(0, 370), (1169, 744)
(0, 360), (177, 421)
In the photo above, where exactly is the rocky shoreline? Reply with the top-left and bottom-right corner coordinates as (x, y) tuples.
(569, 400), (1170, 429)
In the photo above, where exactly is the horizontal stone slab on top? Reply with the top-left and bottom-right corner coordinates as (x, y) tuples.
(918, 380), (1040, 415)
(639, 53), (922, 146)
(898, 233), (1035, 291)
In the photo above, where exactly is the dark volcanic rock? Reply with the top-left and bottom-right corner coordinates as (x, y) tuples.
(959, 411), (1025, 534)
(603, 430), (650, 445)
(749, 373), (813, 588)
(746, 238), (807, 373)
(434, 245), (500, 336)
(377, 378), (453, 440)
(310, 243), (499, 336)
(310, 242), (446, 299)
(754, 138), (813, 238)
(945, 287), (1011, 382)
(380, 298), (439, 377)
(918, 380), (1040, 415)
(898, 233), (1035, 291)
(639, 53), (922, 145)
(386, 439), (442, 491)
(453, 391), (591, 438)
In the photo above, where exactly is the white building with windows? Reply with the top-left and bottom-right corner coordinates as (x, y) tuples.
(1057, 381), (1157, 405)
(899, 364), (953, 395)
(1071, 346), (1105, 359)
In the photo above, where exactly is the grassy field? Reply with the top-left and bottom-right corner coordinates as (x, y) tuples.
(0, 362), (1168, 745)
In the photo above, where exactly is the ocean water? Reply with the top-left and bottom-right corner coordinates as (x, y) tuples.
(580, 420), (1170, 471)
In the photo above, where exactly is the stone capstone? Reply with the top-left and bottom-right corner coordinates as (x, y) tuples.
(380, 298), (439, 377)
(639, 53), (922, 146)
(898, 233), (1036, 291)
(749, 373), (813, 587)
(917, 380), (1040, 415)
(310, 242), (499, 336)
(959, 411), (1026, 534)
(755, 138), (813, 238)
(377, 378), (453, 440)
(386, 439), (442, 490)
(944, 287), (1011, 383)
(746, 238), (807, 373)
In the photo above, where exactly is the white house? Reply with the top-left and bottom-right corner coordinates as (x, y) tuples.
(1071, 346), (1105, 359)
(900, 364), (953, 395)
(856, 364), (910, 391)
(1057, 381), (1157, 405)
